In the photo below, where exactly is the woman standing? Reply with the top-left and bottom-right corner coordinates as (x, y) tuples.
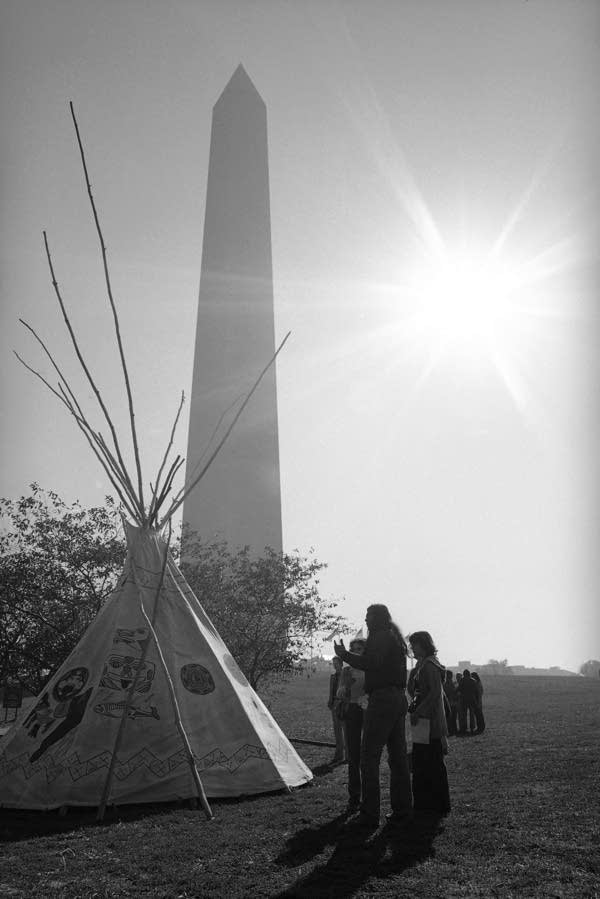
(337, 637), (368, 812)
(407, 631), (451, 815)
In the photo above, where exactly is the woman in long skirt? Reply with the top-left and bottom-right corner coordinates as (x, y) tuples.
(407, 631), (451, 815)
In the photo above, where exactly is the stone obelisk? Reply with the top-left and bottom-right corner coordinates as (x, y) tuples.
(183, 65), (282, 553)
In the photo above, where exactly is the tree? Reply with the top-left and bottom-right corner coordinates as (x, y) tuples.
(579, 659), (600, 678)
(1, 486), (349, 694)
(179, 532), (349, 690)
(0, 485), (125, 693)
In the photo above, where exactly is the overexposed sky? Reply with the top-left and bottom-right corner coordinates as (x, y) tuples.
(1, 0), (598, 671)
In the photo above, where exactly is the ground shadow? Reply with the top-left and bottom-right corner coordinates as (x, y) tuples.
(0, 780), (319, 843)
(0, 801), (189, 843)
(310, 760), (343, 778)
(273, 811), (445, 898)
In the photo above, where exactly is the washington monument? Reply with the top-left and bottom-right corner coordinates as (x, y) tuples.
(183, 65), (282, 553)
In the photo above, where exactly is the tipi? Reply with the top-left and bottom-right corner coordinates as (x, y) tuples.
(1, 103), (312, 815)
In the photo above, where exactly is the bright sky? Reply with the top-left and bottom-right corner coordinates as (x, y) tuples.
(1, 1), (598, 672)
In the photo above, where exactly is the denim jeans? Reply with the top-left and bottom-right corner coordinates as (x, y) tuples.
(331, 707), (347, 759)
(360, 686), (412, 820)
(344, 703), (363, 803)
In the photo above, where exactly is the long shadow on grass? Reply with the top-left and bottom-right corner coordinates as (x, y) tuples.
(0, 801), (204, 843)
(273, 812), (445, 898)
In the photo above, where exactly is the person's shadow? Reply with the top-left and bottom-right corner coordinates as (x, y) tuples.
(273, 811), (445, 898)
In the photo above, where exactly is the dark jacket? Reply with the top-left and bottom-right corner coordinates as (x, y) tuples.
(328, 671), (340, 709)
(408, 656), (448, 740)
(341, 630), (407, 694)
(457, 675), (478, 703)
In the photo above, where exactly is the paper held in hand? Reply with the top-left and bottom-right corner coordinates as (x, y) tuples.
(411, 717), (431, 744)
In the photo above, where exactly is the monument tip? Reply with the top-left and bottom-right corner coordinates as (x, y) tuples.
(215, 64), (265, 106)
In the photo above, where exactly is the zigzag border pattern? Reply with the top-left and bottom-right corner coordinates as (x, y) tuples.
(0, 739), (290, 785)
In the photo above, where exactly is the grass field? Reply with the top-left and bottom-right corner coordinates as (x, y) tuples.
(1, 674), (599, 898)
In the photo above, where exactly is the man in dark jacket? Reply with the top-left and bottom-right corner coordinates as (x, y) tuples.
(335, 604), (412, 829)
(457, 669), (482, 734)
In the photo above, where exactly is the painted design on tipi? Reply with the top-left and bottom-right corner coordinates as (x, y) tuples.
(23, 667), (94, 765)
(180, 664), (215, 694)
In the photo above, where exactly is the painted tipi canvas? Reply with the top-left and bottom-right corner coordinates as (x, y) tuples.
(0, 524), (312, 809)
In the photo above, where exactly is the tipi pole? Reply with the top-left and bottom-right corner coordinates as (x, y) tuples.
(16, 317), (143, 519)
(42, 232), (144, 522)
(136, 597), (213, 821)
(160, 331), (291, 526)
(13, 348), (140, 522)
(70, 103), (146, 518)
(96, 530), (172, 820)
(148, 392), (185, 526)
(170, 392), (244, 508)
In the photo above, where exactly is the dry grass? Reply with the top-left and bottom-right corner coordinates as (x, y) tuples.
(0, 674), (599, 898)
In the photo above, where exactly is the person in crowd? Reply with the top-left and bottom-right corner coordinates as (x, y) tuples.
(337, 636), (368, 813)
(455, 672), (464, 732)
(407, 631), (451, 815)
(334, 605), (412, 829)
(457, 669), (482, 735)
(443, 669), (458, 736)
(470, 671), (486, 733)
(327, 656), (346, 763)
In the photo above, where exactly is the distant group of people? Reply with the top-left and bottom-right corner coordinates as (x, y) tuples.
(443, 669), (485, 736)
(327, 605), (486, 830)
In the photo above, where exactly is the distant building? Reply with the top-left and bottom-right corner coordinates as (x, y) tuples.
(510, 665), (577, 677)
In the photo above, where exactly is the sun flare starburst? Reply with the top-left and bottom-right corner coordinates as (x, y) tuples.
(408, 250), (518, 357)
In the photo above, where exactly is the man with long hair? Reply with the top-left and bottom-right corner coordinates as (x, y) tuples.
(334, 604), (412, 829)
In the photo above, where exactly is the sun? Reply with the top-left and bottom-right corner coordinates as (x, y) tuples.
(407, 249), (519, 362)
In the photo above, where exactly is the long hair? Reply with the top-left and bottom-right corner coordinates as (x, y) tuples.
(366, 604), (407, 656)
(408, 630), (438, 658)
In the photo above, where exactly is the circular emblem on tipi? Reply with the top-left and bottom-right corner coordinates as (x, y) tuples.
(180, 664), (215, 695)
(222, 653), (250, 687)
(52, 667), (89, 702)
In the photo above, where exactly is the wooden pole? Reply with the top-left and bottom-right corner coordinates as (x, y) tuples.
(160, 331), (291, 526)
(69, 102), (146, 519)
(96, 527), (171, 820)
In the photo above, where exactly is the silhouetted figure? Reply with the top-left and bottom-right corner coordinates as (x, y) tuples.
(457, 669), (484, 735)
(337, 637), (367, 812)
(443, 670), (458, 736)
(328, 657), (346, 763)
(335, 604), (412, 829)
(471, 672), (486, 733)
(407, 631), (451, 815)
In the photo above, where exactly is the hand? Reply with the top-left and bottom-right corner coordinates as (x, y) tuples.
(410, 713), (419, 726)
(333, 639), (346, 658)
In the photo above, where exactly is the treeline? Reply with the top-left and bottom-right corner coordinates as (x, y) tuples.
(0, 485), (348, 694)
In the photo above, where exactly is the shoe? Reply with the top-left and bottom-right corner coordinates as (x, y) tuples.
(385, 811), (413, 828)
